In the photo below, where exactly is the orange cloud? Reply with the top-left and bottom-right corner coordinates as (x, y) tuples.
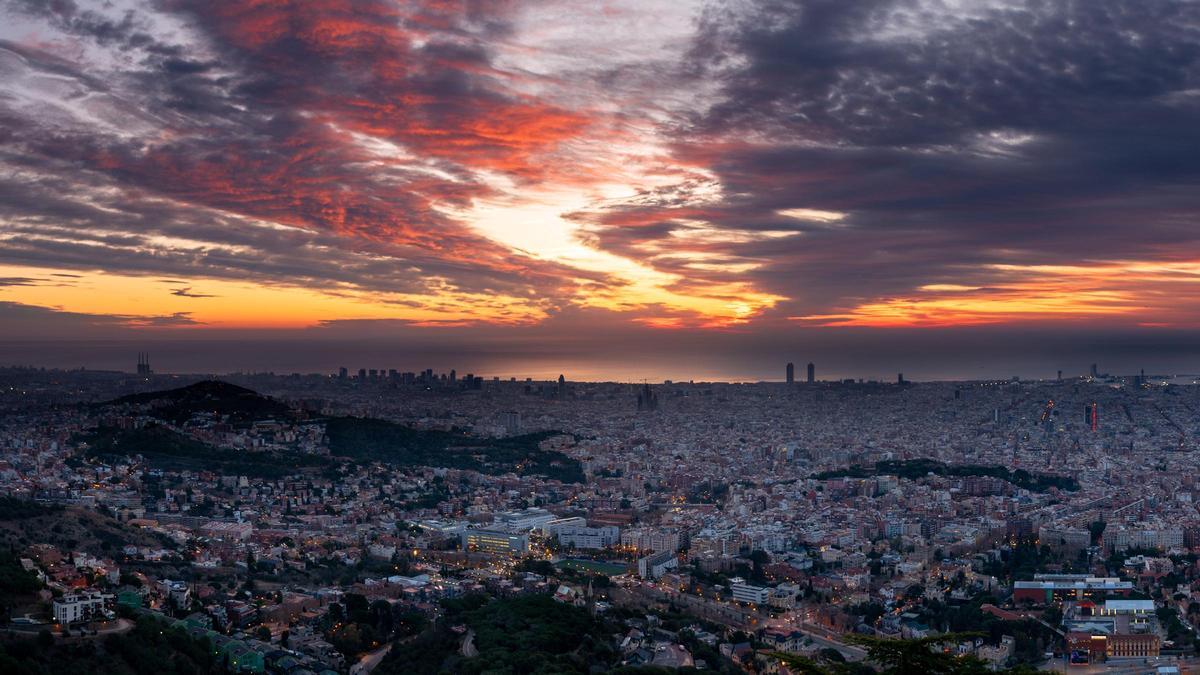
(792, 260), (1200, 327)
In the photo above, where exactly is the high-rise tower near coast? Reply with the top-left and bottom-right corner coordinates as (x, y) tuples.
(786, 362), (795, 384)
(136, 353), (152, 375)
(637, 383), (658, 412)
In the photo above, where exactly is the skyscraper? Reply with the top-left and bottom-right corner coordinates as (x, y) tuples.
(786, 362), (795, 384)
(557, 374), (566, 399)
(806, 362), (815, 384)
(136, 352), (152, 375)
(636, 382), (658, 412)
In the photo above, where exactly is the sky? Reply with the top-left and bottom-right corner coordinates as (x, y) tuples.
(1, 0), (1200, 380)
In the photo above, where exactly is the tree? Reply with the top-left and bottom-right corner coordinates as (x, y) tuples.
(36, 629), (54, 650)
(749, 549), (770, 582)
(255, 625), (271, 642)
(842, 633), (989, 675)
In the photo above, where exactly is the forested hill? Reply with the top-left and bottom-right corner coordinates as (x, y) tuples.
(105, 380), (292, 425)
(86, 382), (583, 482)
(813, 458), (1078, 492)
(325, 417), (583, 483)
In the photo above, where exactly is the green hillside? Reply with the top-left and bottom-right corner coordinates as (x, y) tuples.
(325, 417), (583, 483)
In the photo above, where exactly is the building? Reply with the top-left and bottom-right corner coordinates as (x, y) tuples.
(786, 362), (795, 384)
(53, 591), (113, 625)
(462, 529), (529, 555)
(807, 362), (815, 383)
(136, 352), (152, 375)
(729, 578), (769, 605)
(1068, 632), (1160, 663)
(494, 508), (556, 531)
(638, 550), (677, 579)
(543, 518), (620, 549)
(1038, 525), (1091, 553)
(621, 529), (681, 553)
(1106, 634), (1160, 659)
(1105, 526), (1184, 552)
(1013, 575), (1132, 604)
(162, 580), (191, 608)
(499, 411), (522, 435)
(637, 383), (658, 412)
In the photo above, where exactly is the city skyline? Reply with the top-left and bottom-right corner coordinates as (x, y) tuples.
(1, 1), (1200, 371)
(0, 348), (1188, 385)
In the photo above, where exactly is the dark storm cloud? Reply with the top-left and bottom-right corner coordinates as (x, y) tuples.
(581, 0), (1200, 316)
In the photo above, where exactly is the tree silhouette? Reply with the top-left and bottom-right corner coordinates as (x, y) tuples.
(770, 632), (1026, 675)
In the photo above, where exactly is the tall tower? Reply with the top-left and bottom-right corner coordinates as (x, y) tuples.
(136, 352), (152, 375)
(557, 374), (566, 399)
(786, 362), (795, 384)
(636, 382), (658, 412)
(806, 362), (815, 384)
(1090, 363), (1098, 378)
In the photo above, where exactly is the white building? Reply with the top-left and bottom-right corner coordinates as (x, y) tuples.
(53, 592), (113, 625)
(621, 529), (681, 553)
(638, 550), (678, 579)
(494, 508), (556, 532)
(730, 578), (770, 605)
(545, 520), (620, 550)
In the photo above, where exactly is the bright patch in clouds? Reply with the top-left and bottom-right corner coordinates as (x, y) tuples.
(777, 208), (847, 224)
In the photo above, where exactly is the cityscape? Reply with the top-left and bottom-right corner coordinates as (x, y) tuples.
(3, 358), (1200, 674)
(3, 0), (1200, 674)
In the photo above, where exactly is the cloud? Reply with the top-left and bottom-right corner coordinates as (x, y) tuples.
(0, 0), (609, 311)
(1, 0), (1200, 341)
(574, 0), (1200, 323)
(0, 299), (200, 337)
(169, 286), (217, 298)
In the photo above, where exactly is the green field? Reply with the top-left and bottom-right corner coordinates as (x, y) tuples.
(556, 558), (629, 576)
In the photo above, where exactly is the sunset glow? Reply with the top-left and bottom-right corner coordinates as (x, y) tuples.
(1, 0), (1199, 364)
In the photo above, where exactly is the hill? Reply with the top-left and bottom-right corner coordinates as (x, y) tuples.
(813, 458), (1078, 492)
(76, 424), (331, 479)
(325, 417), (584, 483)
(106, 380), (291, 426)
(0, 616), (215, 674)
(89, 382), (583, 482)
(377, 594), (617, 674)
(0, 496), (174, 555)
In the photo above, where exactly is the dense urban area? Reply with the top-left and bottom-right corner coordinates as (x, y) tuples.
(2, 360), (1200, 675)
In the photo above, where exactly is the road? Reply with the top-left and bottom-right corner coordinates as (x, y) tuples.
(350, 642), (393, 675)
(1042, 654), (1200, 675)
